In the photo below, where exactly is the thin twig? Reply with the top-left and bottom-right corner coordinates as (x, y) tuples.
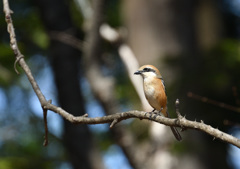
(42, 99), (52, 146)
(43, 108), (48, 146)
(232, 86), (240, 106)
(188, 92), (240, 113)
(110, 119), (118, 128)
(49, 31), (85, 51)
(3, 0), (23, 74)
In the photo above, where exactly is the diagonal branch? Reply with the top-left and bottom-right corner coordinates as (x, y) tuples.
(188, 92), (240, 113)
(3, 0), (47, 106)
(3, 0), (50, 146)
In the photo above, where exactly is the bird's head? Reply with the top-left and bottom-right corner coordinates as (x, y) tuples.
(134, 65), (161, 79)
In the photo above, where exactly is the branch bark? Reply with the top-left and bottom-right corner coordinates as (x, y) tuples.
(42, 101), (240, 148)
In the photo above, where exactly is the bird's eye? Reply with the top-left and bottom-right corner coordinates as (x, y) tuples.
(143, 68), (150, 72)
(143, 68), (154, 72)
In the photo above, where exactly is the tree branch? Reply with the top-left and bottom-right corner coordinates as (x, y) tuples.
(44, 101), (240, 148)
(3, 0), (240, 150)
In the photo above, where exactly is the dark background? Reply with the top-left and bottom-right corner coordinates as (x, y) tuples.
(0, 0), (240, 169)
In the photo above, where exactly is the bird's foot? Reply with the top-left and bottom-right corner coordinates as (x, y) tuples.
(151, 107), (163, 115)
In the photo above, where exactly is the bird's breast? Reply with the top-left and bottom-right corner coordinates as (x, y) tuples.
(143, 78), (167, 111)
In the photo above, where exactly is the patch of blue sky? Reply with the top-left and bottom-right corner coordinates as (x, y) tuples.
(227, 127), (240, 169)
(0, 88), (7, 113)
(59, 162), (73, 169)
(86, 98), (109, 132)
(80, 77), (109, 132)
(223, 0), (240, 17)
(103, 145), (132, 169)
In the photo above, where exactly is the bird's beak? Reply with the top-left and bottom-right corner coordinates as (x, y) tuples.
(134, 70), (142, 75)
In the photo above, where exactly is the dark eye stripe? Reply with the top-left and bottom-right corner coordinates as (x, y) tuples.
(143, 68), (155, 72)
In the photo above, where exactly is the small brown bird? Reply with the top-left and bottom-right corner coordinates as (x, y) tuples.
(134, 65), (182, 141)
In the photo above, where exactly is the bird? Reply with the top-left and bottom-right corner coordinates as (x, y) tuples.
(134, 65), (182, 141)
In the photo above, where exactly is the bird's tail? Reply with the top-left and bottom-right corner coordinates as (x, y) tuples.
(170, 126), (182, 141)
